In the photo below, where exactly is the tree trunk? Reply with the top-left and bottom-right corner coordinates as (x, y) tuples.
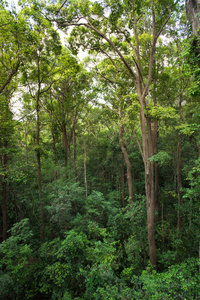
(119, 107), (134, 203)
(140, 107), (157, 267)
(177, 79), (183, 234)
(24, 130), (29, 165)
(84, 139), (87, 200)
(49, 114), (58, 179)
(73, 127), (78, 181)
(177, 134), (182, 234)
(186, 0), (200, 35)
(145, 160), (157, 267)
(153, 119), (159, 219)
(68, 143), (71, 178)
(161, 199), (165, 252)
(50, 115), (57, 161)
(152, 77), (159, 219)
(154, 163), (159, 217)
(1, 152), (8, 240)
(36, 93), (44, 243)
(54, 0), (173, 269)
(62, 124), (68, 169)
(121, 162), (125, 207)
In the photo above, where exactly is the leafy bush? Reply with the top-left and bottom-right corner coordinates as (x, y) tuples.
(141, 258), (200, 299)
(0, 219), (39, 299)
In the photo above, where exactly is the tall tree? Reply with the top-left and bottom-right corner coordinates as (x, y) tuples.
(43, 49), (90, 178)
(0, 3), (31, 239)
(21, 7), (62, 241)
(92, 60), (135, 203)
(48, 0), (176, 266)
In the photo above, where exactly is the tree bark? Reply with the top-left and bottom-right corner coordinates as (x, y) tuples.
(145, 158), (157, 267)
(24, 130), (29, 165)
(36, 93), (44, 243)
(138, 96), (157, 268)
(73, 127), (78, 181)
(68, 143), (71, 178)
(121, 162), (125, 207)
(154, 162), (159, 217)
(177, 73), (183, 235)
(62, 124), (68, 169)
(119, 107), (134, 203)
(152, 75), (159, 219)
(84, 139), (87, 200)
(119, 126), (134, 204)
(0, 61), (20, 94)
(186, 0), (200, 35)
(177, 134), (182, 234)
(1, 152), (8, 240)
(152, 119), (159, 220)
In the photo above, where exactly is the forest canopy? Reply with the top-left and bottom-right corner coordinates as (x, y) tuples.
(0, 0), (200, 299)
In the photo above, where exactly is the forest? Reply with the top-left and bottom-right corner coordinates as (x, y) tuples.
(0, 0), (200, 299)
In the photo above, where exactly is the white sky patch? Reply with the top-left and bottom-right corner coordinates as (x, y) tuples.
(11, 90), (24, 120)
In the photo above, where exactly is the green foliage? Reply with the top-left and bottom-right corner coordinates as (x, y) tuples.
(39, 230), (89, 298)
(0, 274), (15, 300)
(141, 258), (200, 299)
(149, 151), (172, 166)
(184, 36), (200, 96)
(0, 219), (38, 299)
(0, 1), (199, 299)
(45, 180), (86, 234)
(86, 191), (111, 225)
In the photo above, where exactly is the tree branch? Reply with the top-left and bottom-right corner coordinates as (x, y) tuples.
(0, 61), (20, 94)
(142, 7), (171, 101)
